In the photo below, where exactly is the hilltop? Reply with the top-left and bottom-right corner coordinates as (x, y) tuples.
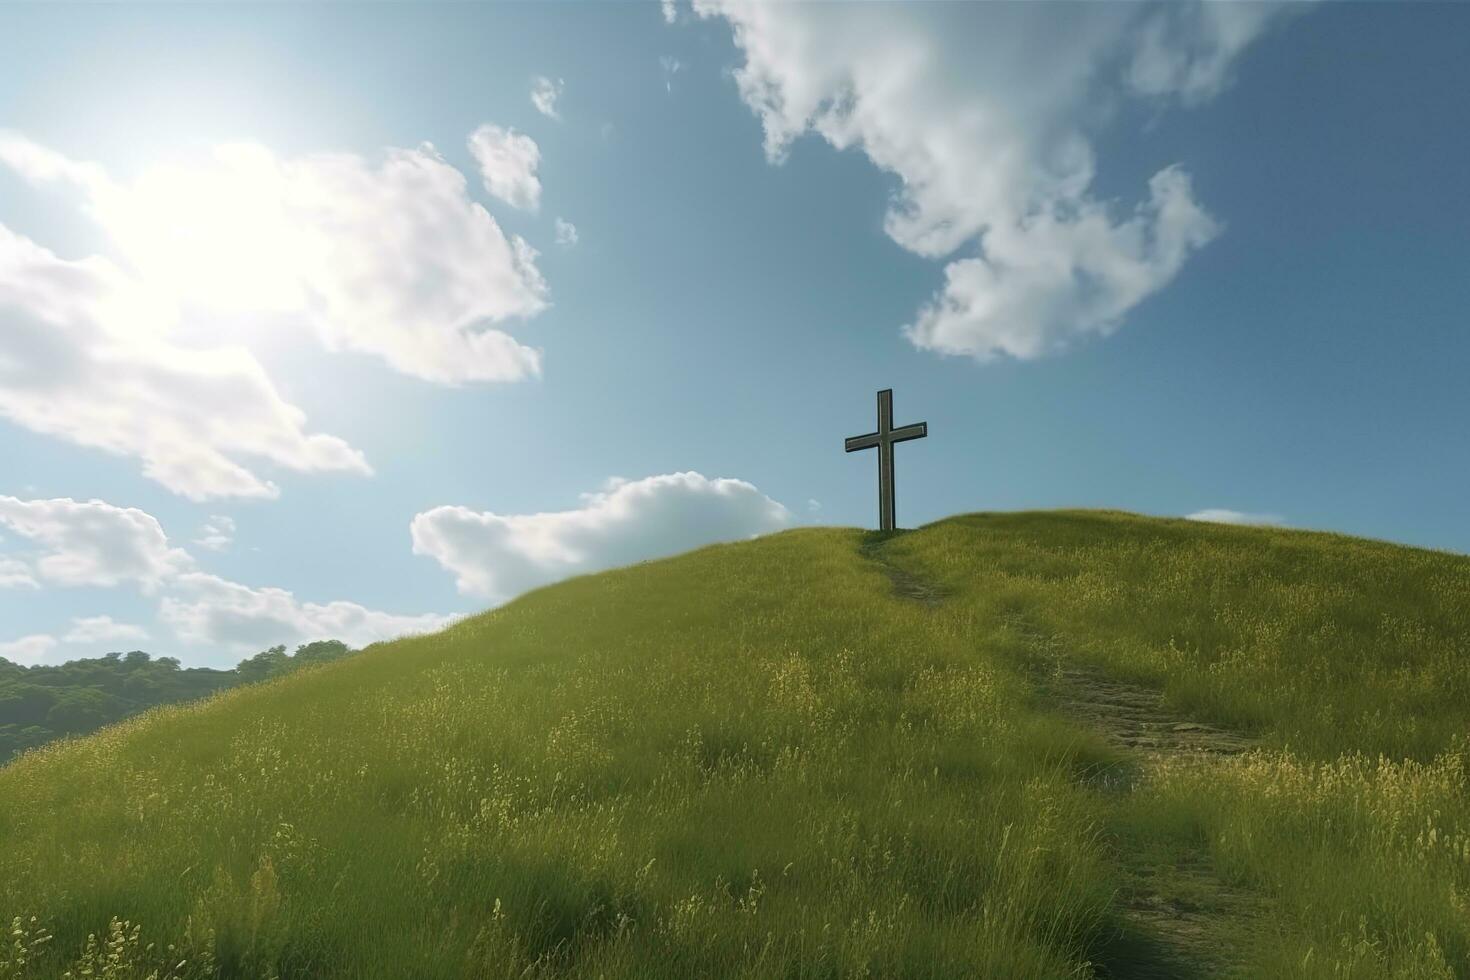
(1, 511), (1466, 979)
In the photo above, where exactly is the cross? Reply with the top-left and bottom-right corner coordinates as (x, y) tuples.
(844, 388), (928, 532)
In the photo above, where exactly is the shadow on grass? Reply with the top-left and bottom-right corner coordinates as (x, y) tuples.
(1088, 918), (1211, 980)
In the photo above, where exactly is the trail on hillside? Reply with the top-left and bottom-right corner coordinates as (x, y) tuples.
(857, 534), (948, 606)
(1018, 642), (1256, 784)
(1009, 622), (1270, 980)
(861, 533), (1270, 980)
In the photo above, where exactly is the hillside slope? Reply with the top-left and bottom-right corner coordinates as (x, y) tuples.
(2, 511), (1467, 979)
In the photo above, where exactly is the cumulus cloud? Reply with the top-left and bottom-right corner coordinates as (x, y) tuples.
(0, 493), (446, 660)
(905, 166), (1218, 359)
(0, 496), (192, 591)
(467, 124), (542, 212)
(531, 76), (564, 119)
(0, 131), (547, 389)
(692, 1), (1295, 362)
(194, 515), (236, 551)
(0, 130), (553, 497)
(159, 572), (452, 655)
(661, 0), (677, 25)
(62, 615), (149, 645)
(0, 224), (370, 499)
(0, 633), (58, 665)
(554, 218), (579, 247)
(1185, 508), (1286, 527)
(411, 471), (792, 602)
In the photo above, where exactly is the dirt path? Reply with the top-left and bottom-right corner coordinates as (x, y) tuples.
(1029, 657), (1255, 782)
(858, 534), (948, 606)
(1021, 646), (1268, 980)
(862, 536), (1268, 979)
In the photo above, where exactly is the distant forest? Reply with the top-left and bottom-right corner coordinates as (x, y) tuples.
(0, 640), (355, 762)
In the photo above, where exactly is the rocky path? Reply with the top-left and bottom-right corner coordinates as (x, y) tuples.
(862, 537), (1269, 979)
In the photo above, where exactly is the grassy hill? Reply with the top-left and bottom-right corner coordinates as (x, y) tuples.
(2, 511), (1467, 979)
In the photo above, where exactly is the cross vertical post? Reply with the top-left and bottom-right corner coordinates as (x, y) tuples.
(844, 388), (928, 532)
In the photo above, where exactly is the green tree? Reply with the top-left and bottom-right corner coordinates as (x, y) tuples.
(45, 688), (115, 735)
(0, 684), (57, 728)
(235, 645), (289, 684)
(1, 639), (356, 762)
(293, 640), (353, 669)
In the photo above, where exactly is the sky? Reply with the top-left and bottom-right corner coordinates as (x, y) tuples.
(1, 1), (1466, 668)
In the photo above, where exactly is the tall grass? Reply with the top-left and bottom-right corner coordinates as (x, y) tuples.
(6, 511), (1465, 978)
(1, 527), (1116, 978)
(886, 510), (1470, 978)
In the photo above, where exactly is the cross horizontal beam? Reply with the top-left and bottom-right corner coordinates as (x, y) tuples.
(845, 423), (924, 453)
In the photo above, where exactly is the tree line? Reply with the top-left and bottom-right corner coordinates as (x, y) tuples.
(0, 640), (355, 762)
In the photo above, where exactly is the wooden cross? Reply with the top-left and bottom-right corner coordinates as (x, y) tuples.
(844, 388), (928, 532)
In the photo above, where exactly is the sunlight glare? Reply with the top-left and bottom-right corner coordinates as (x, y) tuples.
(97, 144), (314, 321)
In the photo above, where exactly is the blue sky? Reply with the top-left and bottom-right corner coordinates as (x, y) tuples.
(1, 2), (1466, 667)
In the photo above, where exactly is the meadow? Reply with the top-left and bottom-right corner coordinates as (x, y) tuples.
(1, 511), (1466, 978)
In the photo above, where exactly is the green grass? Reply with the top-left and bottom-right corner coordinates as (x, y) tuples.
(883, 511), (1470, 978)
(2, 511), (1467, 978)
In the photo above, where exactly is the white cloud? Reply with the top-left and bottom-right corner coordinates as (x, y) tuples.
(466, 124), (542, 212)
(0, 132), (547, 391)
(0, 493), (446, 661)
(62, 615), (149, 645)
(554, 218), (579, 247)
(159, 572), (452, 655)
(905, 166), (1219, 360)
(0, 557), (37, 589)
(692, 2), (1294, 362)
(661, 0), (677, 25)
(1126, 3), (1295, 106)
(531, 76), (564, 119)
(806, 498), (822, 513)
(411, 471), (793, 602)
(0, 131), (552, 497)
(194, 515), (236, 551)
(0, 224), (370, 500)
(1184, 508), (1285, 527)
(0, 633), (58, 665)
(0, 496), (192, 591)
